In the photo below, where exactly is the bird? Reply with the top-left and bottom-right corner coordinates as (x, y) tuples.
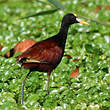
(17, 13), (89, 104)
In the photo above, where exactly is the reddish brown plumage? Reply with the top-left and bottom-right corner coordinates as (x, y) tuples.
(14, 39), (36, 54)
(5, 39), (36, 58)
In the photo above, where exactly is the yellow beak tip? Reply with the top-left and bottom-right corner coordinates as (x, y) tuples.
(79, 20), (90, 25)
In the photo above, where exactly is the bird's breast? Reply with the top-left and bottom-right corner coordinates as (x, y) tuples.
(44, 45), (64, 66)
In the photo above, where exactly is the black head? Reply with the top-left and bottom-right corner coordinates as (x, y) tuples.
(62, 13), (79, 26)
(62, 13), (90, 26)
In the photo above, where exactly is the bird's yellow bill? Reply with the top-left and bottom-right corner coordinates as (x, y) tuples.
(78, 20), (90, 25)
(76, 18), (90, 25)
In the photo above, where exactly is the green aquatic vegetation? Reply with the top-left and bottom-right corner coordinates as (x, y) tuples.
(0, 0), (110, 109)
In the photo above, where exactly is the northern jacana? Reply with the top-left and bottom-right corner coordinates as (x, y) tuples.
(17, 13), (89, 104)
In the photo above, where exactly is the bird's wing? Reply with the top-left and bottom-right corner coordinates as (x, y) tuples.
(22, 57), (48, 64)
(17, 40), (63, 65)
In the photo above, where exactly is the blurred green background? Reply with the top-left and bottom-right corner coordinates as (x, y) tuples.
(0, 0), (110, 109)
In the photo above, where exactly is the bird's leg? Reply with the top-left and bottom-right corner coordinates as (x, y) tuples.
(21, 70), (31, 104)
(47, 73), (50, 95)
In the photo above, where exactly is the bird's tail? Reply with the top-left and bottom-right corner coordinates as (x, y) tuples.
(4, 48), (15, 58)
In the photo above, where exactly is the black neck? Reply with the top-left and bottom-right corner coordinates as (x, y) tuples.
(54, 23), (70, 47)
(59, 23), (69, 37)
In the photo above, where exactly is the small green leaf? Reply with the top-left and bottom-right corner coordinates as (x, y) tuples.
(48, 0), (65, 10)
(20, 8), (58, 19)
